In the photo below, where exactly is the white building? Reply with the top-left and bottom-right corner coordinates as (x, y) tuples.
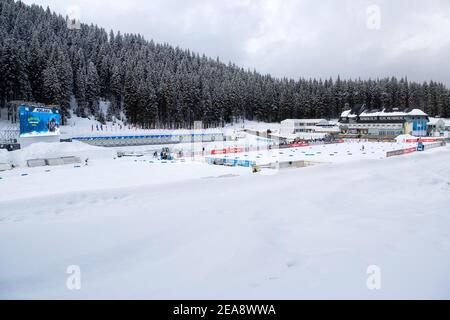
(280, 119), (339, 137)
(339, 108), (429, 137)
(428, 118), (446, 136)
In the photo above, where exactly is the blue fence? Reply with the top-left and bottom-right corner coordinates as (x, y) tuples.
(71, 133), (225, 147)
(72, 133), (224, 141)
(205, 157), (256, 168)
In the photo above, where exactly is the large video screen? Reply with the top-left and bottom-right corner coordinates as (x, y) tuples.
(19, 105), (61, 137)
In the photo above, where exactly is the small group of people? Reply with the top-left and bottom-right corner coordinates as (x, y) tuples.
(90, 123), (125, 132)
(92, 124), (104, 131)
(279, 136), (335, 147)
(153, 150), (170, 160)
(160, 150), (171, 160)
(153, 148), (182, 161)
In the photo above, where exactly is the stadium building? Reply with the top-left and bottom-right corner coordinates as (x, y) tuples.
(339, 106), (429, 137)
(280, 119), (340, 136)
(428, 118), (446, 136)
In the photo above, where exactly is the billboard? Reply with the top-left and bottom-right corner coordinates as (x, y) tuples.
(19, 105), (61, 137)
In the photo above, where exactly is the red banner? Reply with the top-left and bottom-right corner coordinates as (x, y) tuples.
(289, 142), (309, 148)
(210, 147), (244, 155)
(387, 147), (417, 157)
(403, 147), (417, 154)
(405, 138), (438, 143)
(210, 140), (344, 155)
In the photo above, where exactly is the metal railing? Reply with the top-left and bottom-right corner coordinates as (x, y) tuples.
(0, 125), (20, 143)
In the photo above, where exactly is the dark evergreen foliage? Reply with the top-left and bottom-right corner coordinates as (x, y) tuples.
(1, 0), (449, 127)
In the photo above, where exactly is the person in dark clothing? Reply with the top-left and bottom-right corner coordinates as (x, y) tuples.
(47, 117), (58, 132)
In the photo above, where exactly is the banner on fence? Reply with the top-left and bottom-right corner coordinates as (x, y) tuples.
(424, 141), (446, 150)
(386, 147), (417, 158)
(405, 138), (439, 143)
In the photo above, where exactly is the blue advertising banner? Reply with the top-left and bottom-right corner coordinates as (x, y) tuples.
(19, 105), (61, 137)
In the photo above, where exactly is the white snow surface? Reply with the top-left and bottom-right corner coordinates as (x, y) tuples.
(0, 142), (450, 299)
(0, 149), (9, 164)
(208, 140), (424, 165)
(1, 141), (116, 167)
(61, 113), (229, 138)
(1, 132), (272, 168)
(224, 120), (281, 132)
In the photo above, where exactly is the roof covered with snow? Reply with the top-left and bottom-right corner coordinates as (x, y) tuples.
(281, 119), (328, 125)
(406, 109), (428, 116)
(341, 108), (428, 118)
(428, 117), (446, 126)
(340, 110), (352, 118)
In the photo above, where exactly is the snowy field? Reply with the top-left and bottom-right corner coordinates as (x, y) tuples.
(0, 135), (271, 167)
(0, 140), (450, 299)
(208, 140), (424, 165)
(60, 115), (278, 138)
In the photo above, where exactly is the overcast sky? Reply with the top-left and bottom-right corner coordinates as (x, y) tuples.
(22, 0), (450, 86)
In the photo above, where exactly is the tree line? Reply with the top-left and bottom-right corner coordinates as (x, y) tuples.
(1, 0), (449, 128)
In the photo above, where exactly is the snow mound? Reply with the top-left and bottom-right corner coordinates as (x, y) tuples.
(9, 141), (115, 167)
(224, 120), (281, 132)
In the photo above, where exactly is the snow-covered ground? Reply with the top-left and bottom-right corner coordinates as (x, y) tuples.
(224, 120), (281, 132)
(0, 134), (272, 167)
(208, 140), (424, 165)
(61, 114), (256, 138)
(1, 139), (450, 299)
(0, 141), (116, 167)
(0, 134), (424, 169)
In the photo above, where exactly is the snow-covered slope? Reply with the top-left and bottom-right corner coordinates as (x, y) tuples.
(224, 120), (281, 132)
(60, 113), (282, 138)
(0, 146), (449, 299)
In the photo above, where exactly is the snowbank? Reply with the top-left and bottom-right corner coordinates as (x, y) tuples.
(0, 149), (11, 164)
(224, 120), (281, 132)
(8, 141), (115, 167)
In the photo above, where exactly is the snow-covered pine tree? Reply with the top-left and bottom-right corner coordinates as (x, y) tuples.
(0, 0), (449, 126)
